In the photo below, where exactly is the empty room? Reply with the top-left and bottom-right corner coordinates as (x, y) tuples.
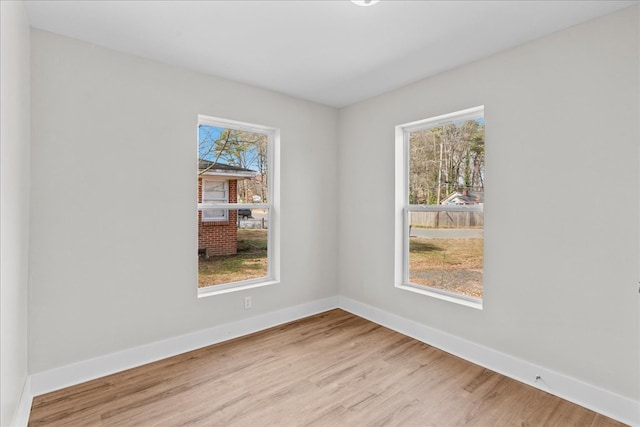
(1, 0), (639, 426)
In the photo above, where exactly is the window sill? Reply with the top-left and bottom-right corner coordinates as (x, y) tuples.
(395, 283), (483, 310)
(198, 278), (279, 298)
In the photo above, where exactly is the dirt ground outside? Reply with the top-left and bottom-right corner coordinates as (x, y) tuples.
(409, 237), (483, 299)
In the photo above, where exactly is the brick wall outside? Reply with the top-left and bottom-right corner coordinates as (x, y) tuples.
(198, 178), (238, 256)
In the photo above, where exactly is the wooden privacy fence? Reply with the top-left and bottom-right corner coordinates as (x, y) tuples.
(410, 210), (484, 228)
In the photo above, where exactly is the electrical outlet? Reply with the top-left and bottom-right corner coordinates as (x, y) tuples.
(244, 296), (252, 310)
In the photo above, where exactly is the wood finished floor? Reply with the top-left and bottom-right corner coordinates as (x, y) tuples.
(29, 309), (627, 427)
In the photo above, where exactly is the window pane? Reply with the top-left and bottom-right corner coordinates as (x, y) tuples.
(408, 118), (484, 205)
(202, 208), (226, 221)
(408, 210), (483, 299)
(198, 209), (269, 287)
(198, 125), (268, 204)
(197, 117), (275, 292)
(203, 181), (227, 201)
(404, 107), (484, 302)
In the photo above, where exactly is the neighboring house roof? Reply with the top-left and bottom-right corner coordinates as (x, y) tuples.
(441, 190), (484, 205)
(198, 159), (257, 179)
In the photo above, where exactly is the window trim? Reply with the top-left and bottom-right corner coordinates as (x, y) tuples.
(394, 106), (484, 310)
(197, 115), (280, 298)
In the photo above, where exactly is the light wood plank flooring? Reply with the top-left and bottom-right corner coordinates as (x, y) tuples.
(29, 309), (627, 426)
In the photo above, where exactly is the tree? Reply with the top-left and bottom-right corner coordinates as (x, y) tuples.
(409, 119), (484, 205)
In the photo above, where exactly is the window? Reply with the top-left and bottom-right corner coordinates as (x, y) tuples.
(197, 115), (279, 296)
(201, 179), (228, 222)
(395, 106), (484, 309)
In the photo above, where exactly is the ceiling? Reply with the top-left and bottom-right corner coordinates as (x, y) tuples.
(25, 0), (637, 108)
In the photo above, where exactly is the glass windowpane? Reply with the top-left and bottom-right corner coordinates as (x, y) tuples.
(197, 120), (272, 290)
(198, 209), (269, 287)
(408, 210), (483, 299)
(404, 108), (484, 301)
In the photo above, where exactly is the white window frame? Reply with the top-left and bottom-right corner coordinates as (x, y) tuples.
(394, 106), (484, 310)
(201, 178), (229, 222)
(197, 115), (280, 297)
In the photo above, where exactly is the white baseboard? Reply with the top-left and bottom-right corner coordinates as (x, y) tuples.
(12, 376), (33, 427)
(29, 296), (338, 399)
(338, 295), (640, 427)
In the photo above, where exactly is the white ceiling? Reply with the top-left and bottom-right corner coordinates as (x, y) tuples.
(25, 0), (637, 108)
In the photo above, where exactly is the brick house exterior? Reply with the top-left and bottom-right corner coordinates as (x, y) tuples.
(198, 160), (256, 257)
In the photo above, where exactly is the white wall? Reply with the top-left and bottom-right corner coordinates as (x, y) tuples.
(29, 30), (339, 373)
(1, 1), (31, 425)
(338, 6), (639, 401)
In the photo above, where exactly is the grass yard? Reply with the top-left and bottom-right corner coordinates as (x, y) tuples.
(198, 229), (268, 287)
(199, 230), (482, 297)
(409, 237), (483, 299)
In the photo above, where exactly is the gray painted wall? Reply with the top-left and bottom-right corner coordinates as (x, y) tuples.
(1, 1), (31, 425)
(338, 6), (639, 400)
(28, 30), (339, 373)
